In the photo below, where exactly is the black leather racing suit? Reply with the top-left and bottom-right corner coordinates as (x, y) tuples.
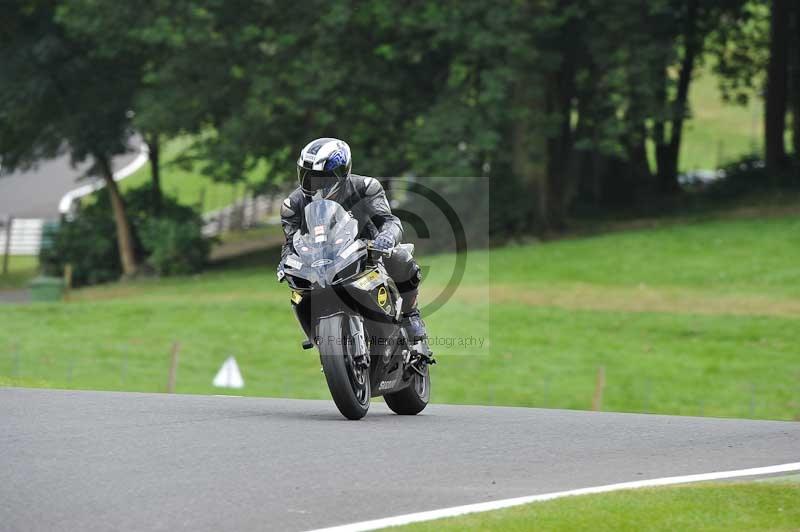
(280, 174), (422, 313)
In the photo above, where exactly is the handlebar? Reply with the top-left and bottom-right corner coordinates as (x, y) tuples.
(365, 239), (393, 258)
(280, 239), (395, 284)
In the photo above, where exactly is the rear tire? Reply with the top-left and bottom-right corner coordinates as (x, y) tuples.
(318, 314), (370, 420)
(385, 365), (430, 415)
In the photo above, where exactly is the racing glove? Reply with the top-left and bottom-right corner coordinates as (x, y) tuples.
(373, 231), (396, 251)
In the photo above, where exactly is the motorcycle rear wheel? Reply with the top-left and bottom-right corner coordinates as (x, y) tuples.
(385, 364), (430, 415)
(318, 314), (370, 420)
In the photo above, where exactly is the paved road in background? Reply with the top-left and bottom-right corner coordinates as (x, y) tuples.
(0, 145), (142, 219)
(1, 388), (798, 531)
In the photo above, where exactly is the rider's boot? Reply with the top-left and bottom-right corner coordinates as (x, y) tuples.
(402, 308), (428, 342)
(399, 288), (427, 340)
(400, 291), (434, 364)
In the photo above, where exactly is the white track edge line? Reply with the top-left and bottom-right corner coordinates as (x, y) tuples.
(58, 143), (149, 214)
(307, 462), (800, 532)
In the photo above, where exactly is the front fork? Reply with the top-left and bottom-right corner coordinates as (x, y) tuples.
(347, 314), (370, 370)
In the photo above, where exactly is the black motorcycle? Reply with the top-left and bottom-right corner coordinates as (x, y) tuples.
(282, 199), (433, 420)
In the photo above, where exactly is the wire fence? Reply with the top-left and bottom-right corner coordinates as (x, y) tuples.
(201, 191), (284, 237)
(2, 345), (796, 420)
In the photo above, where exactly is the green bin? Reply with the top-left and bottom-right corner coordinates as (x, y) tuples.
(29, 276), (64, 302)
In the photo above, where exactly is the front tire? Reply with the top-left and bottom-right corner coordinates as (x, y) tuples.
(385, 365), (430, 415)
(318, 314), (370, 420)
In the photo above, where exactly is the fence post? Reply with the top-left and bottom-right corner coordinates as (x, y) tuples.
(247, 193), (254, 227)
(2, 216), (13, 275)
(592, 366), (606, 411)
(167, 341), (181, 393)
(12, 345), (20, 377)
(541, 377), (550, 408)
(63, 264), (73, 302)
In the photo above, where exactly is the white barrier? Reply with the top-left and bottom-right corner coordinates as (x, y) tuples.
(0, 218), (47, 256)
(58, 144), (149, 216)
(202, 194), (282, 237)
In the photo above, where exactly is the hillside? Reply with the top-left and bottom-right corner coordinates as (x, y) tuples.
(2, 210), (798, 420)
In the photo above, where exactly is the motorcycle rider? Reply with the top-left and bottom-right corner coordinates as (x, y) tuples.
(277, 137), (428, 343)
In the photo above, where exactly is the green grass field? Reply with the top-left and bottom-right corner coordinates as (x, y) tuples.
(0, 255), (38, 290)
(387, 482), (800, 531)
(120, 136), (268, 212)
(680, 66), (762, 170)
(1, 213), (799, 420)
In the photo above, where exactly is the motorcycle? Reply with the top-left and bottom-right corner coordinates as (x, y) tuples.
(281, 198), (433, 420)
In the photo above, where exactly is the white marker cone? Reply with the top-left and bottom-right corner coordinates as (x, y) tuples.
(213, 356), (244, 389)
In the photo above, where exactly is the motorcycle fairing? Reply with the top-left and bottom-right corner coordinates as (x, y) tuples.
(285, 198), (415, 398)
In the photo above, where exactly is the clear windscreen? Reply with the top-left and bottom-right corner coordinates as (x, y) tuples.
(302, 200), (349, 242)
(292, 199), (359, 285)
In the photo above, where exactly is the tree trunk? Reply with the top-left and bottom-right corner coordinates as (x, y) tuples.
(766, 0), (790, 171)
(653, 53), (669, 190)
(147, 133), (162, 215)
(546, 65), (574, 231)
(659, 0), (700, 193)
(511, 79), (549, 233)
(572, 63), (605, 206)
(98, 155), (137, 277)
(789, 1), (800, 158)
(628, 126), (651, 184)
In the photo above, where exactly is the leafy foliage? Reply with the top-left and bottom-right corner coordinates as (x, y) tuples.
(4, 0), (796, 245)
(139, 218), (211, 276)
(707, 154), (800, 198)
(41, 185), (211, 286)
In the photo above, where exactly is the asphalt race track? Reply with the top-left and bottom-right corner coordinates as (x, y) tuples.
(0, 143), (142, 219)
(1, 388), (798, 531)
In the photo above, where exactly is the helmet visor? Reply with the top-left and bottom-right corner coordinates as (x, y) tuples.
(299, 168), (339, 194)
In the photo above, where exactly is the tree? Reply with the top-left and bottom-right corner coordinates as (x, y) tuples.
(765, 0), (790, 171)
(654, 0), (700, 193)
(0, 0), (139, 275)
(790, 1), (800, 158)
(6, 0), (776, 252)
(54, 1), (220, 215)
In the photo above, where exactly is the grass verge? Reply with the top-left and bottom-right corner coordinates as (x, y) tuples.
(384, 482), (800, 531)
(0, 255), (38, 290)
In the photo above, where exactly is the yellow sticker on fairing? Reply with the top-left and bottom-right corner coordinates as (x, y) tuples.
(291, 291), (303, 304)
(354, 270), (381, 290)
(377, 286), (388, 306)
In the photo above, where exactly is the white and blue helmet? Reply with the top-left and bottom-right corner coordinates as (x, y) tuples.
(296, 138), (352, 198)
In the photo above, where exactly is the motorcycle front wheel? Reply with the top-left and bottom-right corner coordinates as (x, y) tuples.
(318, 314), (370, 420)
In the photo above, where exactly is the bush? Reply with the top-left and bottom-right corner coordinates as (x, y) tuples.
(139, 218), (211, 276)
(41, 183), (212, 286)
(40, 200), (122, 285)
(706, 155), (800, 198)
